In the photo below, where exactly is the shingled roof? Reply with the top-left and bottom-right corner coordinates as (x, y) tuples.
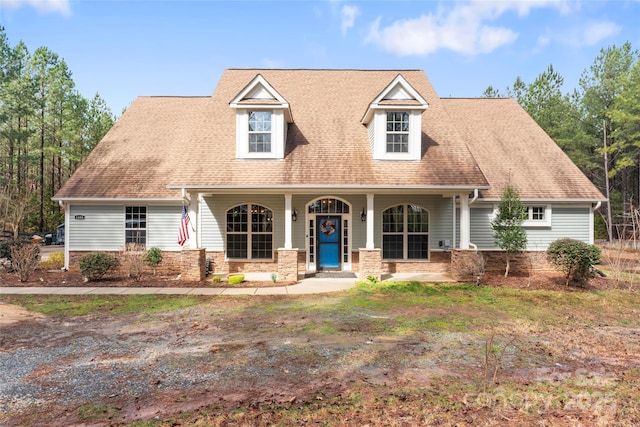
(54, 69), (602, 202)
(442, 97), (605, 201)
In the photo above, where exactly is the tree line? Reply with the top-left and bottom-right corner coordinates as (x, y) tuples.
(1, 27), (638, 242)
(484, 42), (640, 241)
(0, 26), (115, 236)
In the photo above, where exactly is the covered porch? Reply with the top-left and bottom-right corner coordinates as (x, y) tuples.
(174, 187), (481, 282)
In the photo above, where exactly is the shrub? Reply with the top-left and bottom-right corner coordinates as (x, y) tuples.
(119, 244), (146, 281)
(79, 252), (120, 281)
(10, 243), (40, 282)
(547, 238), (601, 287)
(212, 275), (221, 284)
(143, 247), (162, 275)
(228, 274), (245, 285)
(0, 240), (25, 262)
(41, 252), (65, 270)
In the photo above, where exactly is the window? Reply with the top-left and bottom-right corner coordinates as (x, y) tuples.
(226, 204), (273, 259)
(530, 206), (545, 221)
(382, 204), (429, 260)
(523, 205), (552, 227)
(125, 206), (147, 245)
(386, 112), (409, 153)
(248, 111), (271, 153)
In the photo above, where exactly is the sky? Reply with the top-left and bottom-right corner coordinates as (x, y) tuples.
(1, 0), (639, 115)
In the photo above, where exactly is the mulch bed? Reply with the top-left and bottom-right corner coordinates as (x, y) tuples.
(0, 270), (292, 288)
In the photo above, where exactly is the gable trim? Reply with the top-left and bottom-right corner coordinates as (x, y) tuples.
(230, 74), (293, 122)
(361, 74), (428, 125)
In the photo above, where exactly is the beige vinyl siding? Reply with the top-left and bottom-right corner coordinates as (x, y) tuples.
(68, 205), (124, 251)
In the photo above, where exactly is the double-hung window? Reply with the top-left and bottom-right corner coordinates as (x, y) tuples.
(386, 112), (409, 153)
(226, 204), (273, 259)
(382, 204), (429, 260)
(248, 111), (272, 153)
(125, 206), (147, 245)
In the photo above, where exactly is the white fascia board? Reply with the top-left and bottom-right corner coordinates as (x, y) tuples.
(229, 74), (292, 122)
(476, 198), (607, 203)
(168, 184), (490, 195)
(52, 197), (182, 205)
(361, 74), (428, 124)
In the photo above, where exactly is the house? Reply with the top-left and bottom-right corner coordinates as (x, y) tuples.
(53, 69), (605, 281)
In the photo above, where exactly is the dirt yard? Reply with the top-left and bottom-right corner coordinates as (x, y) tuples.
(1, 269), (639, 426)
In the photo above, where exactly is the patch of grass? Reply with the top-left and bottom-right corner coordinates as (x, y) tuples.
(77, 404), (120, 422)
(4, 294), (201, 316)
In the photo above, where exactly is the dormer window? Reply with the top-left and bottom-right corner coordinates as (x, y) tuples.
(386, 112), (409, 153)
(230, 75), (293, 160)
(248, 111), (272, 153)
(362, 75), (428, 161)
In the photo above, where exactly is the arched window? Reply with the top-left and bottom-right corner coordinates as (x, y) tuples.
(226, 204), (273, 259)
(382, 204), (429, 260)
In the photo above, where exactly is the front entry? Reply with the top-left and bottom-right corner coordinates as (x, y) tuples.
(317, 216), (340, 270)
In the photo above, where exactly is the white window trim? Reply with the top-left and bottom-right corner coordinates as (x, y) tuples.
(372, 109), (422, 160)
(225, 203), (275, 261)
(381, 204), (430, 261)
(523, 205), (552, 227)
(490, 204), (552, 228)
(124, 205), (148, 246)
(235, 109), (285, 159)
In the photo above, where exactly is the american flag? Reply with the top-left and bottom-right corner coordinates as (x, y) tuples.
(178, 205), (190, 246)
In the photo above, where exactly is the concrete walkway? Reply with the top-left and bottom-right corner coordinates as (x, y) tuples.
(0, 272), (454, 296)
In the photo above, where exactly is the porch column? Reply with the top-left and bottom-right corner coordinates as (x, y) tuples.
(188, 192), (199, 249)
(366, 193), (374, 249)
(459, 193), (470, 250)
(284, 193), (293, 250)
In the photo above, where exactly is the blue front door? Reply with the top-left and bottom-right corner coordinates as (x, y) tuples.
(317, 216), (340, 269)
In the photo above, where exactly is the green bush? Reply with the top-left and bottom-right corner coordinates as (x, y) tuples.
(547, 238), (601, 287)
(143, 247), (162, 275)
(79, 252), (120, 281)
(227, 274), (245, 285)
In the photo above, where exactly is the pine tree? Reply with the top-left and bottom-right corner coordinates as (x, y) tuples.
(492, 185), (528, 277)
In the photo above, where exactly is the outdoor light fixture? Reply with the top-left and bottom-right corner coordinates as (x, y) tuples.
(292, 208), (298, 221)
(360, 208), (366, 221)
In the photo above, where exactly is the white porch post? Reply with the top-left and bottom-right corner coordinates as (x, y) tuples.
(459, 193), (470, 250)
(284, 193), (293, 249)
(366, 193), (374, 249)
(188, 192), (198, 249)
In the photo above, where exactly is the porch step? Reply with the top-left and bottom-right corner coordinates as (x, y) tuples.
(305, 272), (358, 279)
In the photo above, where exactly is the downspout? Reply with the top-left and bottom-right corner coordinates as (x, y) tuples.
(59, 200), (70, 271)
(592, 201), (602, 211)
(468, 189), (478, 251)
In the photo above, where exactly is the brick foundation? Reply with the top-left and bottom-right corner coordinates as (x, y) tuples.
(382, 251), (451, 273)
(68, 250), (183, 276)
(359, 248), (382, 281)
(451, 249), (551, 281)
(277, 248), (299, 282)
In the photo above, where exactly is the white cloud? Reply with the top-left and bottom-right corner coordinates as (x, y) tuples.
(364, 1), (576, 57)
(537, 20), (621, 49)
(340, 5), (360, 36)
(581, 21), (621, 46)
(2, 0), (71, 15)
